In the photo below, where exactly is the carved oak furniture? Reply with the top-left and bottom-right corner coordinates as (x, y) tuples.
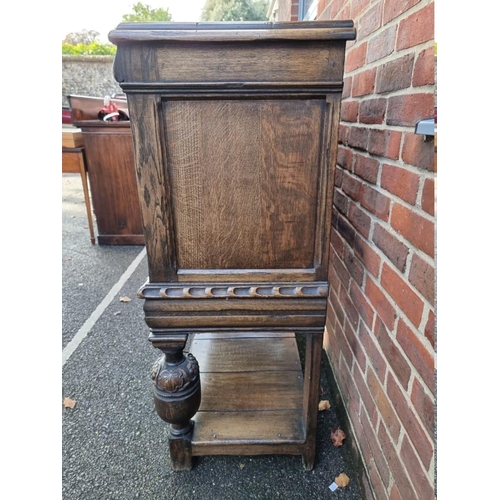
(68, 95), (145, 245)
(109, 21), (355, 471)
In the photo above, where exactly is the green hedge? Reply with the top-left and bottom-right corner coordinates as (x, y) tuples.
(62, 41), (117, 56)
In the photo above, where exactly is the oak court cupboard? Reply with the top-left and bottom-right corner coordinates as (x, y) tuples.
(109, 20), (356, 471)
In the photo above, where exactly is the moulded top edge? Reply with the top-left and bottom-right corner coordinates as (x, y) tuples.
(108, 21), (356, 43)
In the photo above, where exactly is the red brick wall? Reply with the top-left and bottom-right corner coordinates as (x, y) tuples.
(276, 1), (436, 499)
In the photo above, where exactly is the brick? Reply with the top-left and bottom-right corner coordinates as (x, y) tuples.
(413, 46), (435, 87)
(349, 126), (370, 151)
(337, 3), (350, 19)
(387, 371), (434, 470)
(421, 177), (435, 215)
(337, 145), (353, 171)
(368, 466), (389, 500)
(378, 424), (418, 500)
(396, 319), (435, 394)
(342, 75), (352, 98)
(330, 0), (348, 20)
(342, 313), (357, 350)
(339, 123), (349, 145)
(317, 0), (327, 18)
(345, 248), (365, 286)
(353, 154), (380, 183)
(365, 275), (397, 330)
(345, 41), (367, 73)
(359, 321), (387, 384)
(381, 163), (420, 205)
(381, 263), (424, 327)
(400, 436), (435, 500)
(342, 171), (363, 201)
(359, 98), (387, 125)
(351, 0), (371, 19)
(290, 3), (299, 17)
(353, 358), (377, 421)
(410, 377), (435, 438)
(333, 253), (351, 291)
(376, 53), (415, 94)
(397, 3), (435, 50)
(408, 253), (435, 304)
(368, 129), (402, 159)
(340, 284), (359, 331)
(391, 203), (434, 258)
(331, 227), (346, 258)
(387, 93), (435, 127)
(402, 132), (435, 171)
(349, 203), (372, 238)
(341, 100), (359, 122)
(327, 261), (341, 299)
(336, 212), (356, 248)
(367, 366), (401, 440)
(389, 484), (403, 500)
(357, 1), (383, 40)
(374, 317), (412, 390)
(327, 289), (345, 330)
(360, 184), (391, 221)
(367, 25), (397, 64)
(373, 223), (409, 273)
(383, 0), (420, 24)
(334, 188), (349, 217)
(424, 309), (435, 349)
(353, 234), (381, 277)
(334, 166), (343, 187)
(359, 405), (391, 489)
(352, 67), (377, 97)
(350, 280), (375, 327)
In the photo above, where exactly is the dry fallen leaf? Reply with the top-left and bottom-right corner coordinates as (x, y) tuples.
(331, 428), (346, 447)
(335, 473), (350, 488)
(63, 397), (76, 409)
(318, 400), (331, 411)
(238, 463), (245, 469)
(119, 296), (132, 302)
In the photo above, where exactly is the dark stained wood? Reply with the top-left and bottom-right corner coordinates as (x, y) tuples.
(301, 332), (324, 470)
(72, 120), (144, 245)
(126, 94), (177, 281)
(192, 410), (305, 453)
(110, 20), (355, 471)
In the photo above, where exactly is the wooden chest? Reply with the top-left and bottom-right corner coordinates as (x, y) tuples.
(109, 20), (355, 471)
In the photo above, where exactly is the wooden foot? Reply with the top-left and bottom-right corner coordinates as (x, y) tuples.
(169, 422), (194, 471)
(149, 334), (201, 471)
(301, 332), (323, 470)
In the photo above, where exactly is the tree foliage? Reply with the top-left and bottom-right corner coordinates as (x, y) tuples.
(201, 0), (269, 22)
(63, 29), (100, 45)
(121, 2), (172, 22)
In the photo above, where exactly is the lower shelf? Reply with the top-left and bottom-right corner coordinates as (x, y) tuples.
(190, 331), (306, 456)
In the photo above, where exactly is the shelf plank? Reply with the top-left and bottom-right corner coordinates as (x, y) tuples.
(192, 410), (305, 454)
(191, 336), (302, 373)
(191, 331), (306, 454)
(198, 371), (303, 412)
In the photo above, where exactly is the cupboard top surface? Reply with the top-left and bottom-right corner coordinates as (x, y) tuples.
(109, 21), (356, 44)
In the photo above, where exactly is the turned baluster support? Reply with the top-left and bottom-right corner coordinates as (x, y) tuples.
(149, 333), (201, 471)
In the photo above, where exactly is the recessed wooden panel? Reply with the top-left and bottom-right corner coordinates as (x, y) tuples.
(164, 99), (324, 270)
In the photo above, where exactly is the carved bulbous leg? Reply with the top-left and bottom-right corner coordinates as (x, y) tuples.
(150, 345), (201, 471)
